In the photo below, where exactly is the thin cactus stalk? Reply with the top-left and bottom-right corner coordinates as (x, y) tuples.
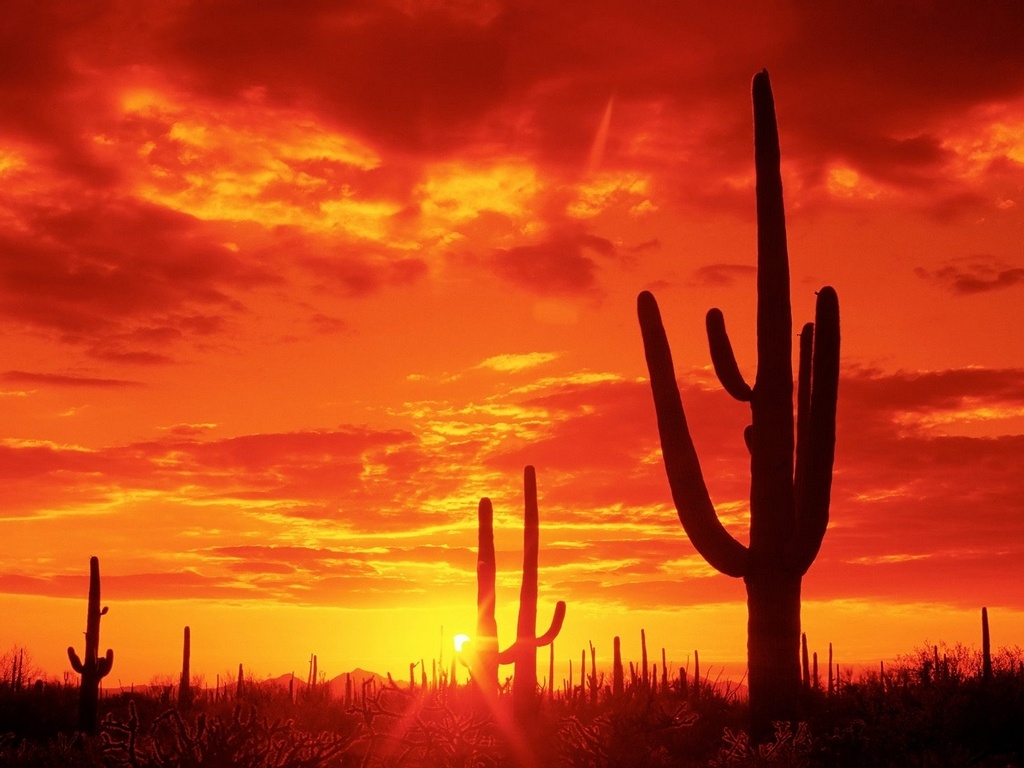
(801, 633), (810, 691)
(641, 629), (649, 687)
(548, 642), (555, 702)
(828, 643), (834, 695)
(589, 642), (597, 704)
(612, 636), (624, 696)
(503, 466), (566, 717)
(470, 467), (567, 713)
(812, 651), (818, 691)
(661, 648), (668, 692)
(472, 497), (500, 696)
(179, 626), (192, 712)
(237, 663), (243, 698)
(982, 607), (992, 682)
(693, 650), (700, 703)
(637, 69), (840, 740)
(579, 649), (586, 699)
(67, 556), (113, 735)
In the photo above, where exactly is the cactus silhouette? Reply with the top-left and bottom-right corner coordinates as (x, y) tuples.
(179, 626), (192, 712)
(67, 555), (113, 735)
(982, 606), (992, 682)
(612, 636), (624, 696)
(637, 69), (840, 740)
(469, 466), (566, 717)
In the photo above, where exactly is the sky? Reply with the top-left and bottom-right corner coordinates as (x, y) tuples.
(2, 0), (1024, 689)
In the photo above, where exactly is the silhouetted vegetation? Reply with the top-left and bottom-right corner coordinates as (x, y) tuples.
(0, 639), (1021, 766)
(638, 69), (840, 741)
(67, 556), (114, 736)
(467, 465), (567, 718)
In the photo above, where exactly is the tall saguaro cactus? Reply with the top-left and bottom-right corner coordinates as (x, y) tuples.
(637, 70), (840, 739)
(473, 497), (500, 695)
(179, 626), (193, 712)
(470, 466), (567, 717)
(68, 556), (114, 735)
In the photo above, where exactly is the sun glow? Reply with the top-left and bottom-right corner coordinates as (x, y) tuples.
(453, 633), (471, 652)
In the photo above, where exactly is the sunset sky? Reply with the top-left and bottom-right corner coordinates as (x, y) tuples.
(2, 1), (1024, 689)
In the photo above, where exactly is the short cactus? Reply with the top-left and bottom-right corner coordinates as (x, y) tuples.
(67, 556), (113, 735)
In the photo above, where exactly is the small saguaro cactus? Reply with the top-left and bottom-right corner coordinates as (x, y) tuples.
(982, 606), (992, 682)
(468, 466), (567, 716)
(637, 70), (840, 740)
(179, 626), (192, 712)
(505, 466), (567, 716)
(68, 556), (114, 735)
(641, 629), (649, 687)
(612, 636), (624, 696)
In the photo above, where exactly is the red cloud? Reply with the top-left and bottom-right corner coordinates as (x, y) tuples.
(916, 257), (1024, 295)
(492, 234), (616, 295)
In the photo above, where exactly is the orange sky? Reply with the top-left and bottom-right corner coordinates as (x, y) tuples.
(2, 1), (1024, 688)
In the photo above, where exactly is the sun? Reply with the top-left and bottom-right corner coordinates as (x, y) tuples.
(453, 633), (471, 652)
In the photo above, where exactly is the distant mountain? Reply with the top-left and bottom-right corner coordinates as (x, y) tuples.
(262, 668), (391, 699)
(326, 668), (390, 699)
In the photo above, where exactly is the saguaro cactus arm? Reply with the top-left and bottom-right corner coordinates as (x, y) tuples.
(790, 288), (840, 573)
(706, 309), (752, 402)
(638, 292), (749, 578)
(498, 600), (566, 663)
(536, 601), (566, 646)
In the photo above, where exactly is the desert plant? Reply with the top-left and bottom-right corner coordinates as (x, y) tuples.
(469, 466), (566, 718)
(178, 626), (192, 713)
(982, 607), (992, 682)
(637, 69), (840, 740)
(612, 637), (624, 697)
(67, 555), (114, 735)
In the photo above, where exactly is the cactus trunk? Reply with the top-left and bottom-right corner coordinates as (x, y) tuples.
(982, 607), (992, 682)
(67, 556), (113, 735)
(641, 629), (648, 687)
(513, 466), (542, 711)
(637, 70), (839, 742)
(612, 636), (623, 696)
(472, 498), (500, 696)
(800, 631), (810, 691)
(470, 467), (566, 712)
(179, 626), (192, 712)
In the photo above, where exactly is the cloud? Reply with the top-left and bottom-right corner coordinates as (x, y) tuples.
(3, 371), (143, 388)
(492, 233), (617, 295)
(690, 264), (757, 287)
(476, 352), (560, 373)
(303, 252), (429, 297)
(916, 257), (1024, 295)
(0, 195), (275, 356)
(157, 0), (514, 153)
